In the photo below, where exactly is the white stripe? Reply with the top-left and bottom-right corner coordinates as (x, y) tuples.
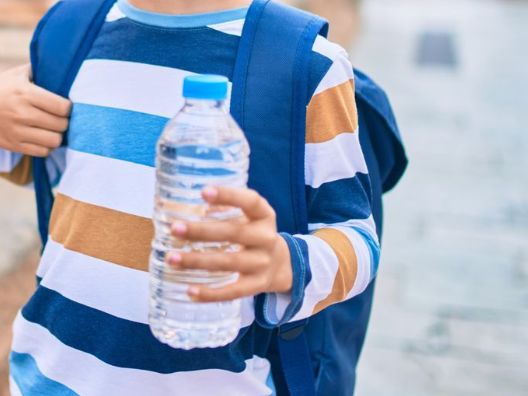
(289, 235), (339, 321)
(0, 149), (23, 173)
(12, 315), (272, 396)
(305, 130), (368, 188)
(38, 237), (255, 329)
(337, 227), (372, 298)
(106, 2), (126, 22)
(208, 19), (245, 36)
(267, 292), (291, 324)
(9, 377), (23, 396)
(59, 149), (156, 219)
(36, 236), (59, 280)
(309, 215), (379, 244)
(313, 35), (347, 62)
(313, 51), (355, 96)
(38, 237), (149, 324)
(69, 60), (194, 118)
(61, 133), (368, 221)
(69, 59), (234, 118)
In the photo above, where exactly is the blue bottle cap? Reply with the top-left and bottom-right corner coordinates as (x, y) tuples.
(183, 75), (229, 100)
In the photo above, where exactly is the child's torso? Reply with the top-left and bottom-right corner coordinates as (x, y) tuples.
(11, 3), (275, 395)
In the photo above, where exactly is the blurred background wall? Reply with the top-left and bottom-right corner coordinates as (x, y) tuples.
(0, 0), (527, 395)
(348, 1), (528, 395)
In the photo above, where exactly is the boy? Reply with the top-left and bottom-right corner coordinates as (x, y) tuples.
(0, 0), (380, 394)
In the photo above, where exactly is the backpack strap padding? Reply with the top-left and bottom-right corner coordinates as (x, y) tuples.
(231, 0), (328, 237)
(231, 2), (328, 395)
(30, 0), (116, 246)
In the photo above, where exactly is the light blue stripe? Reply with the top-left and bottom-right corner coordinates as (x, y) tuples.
(68, 103), (168, 167)
(352, 227), (381, 282)
(266, 371), (277, 396)
(10, 351), (80, 396)
(118, 0), (248, 28)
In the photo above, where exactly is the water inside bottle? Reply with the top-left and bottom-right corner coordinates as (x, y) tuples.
(149, 108), (250, 350)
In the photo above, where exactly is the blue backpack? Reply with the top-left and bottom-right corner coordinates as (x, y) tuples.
(30, 0), (407, 395)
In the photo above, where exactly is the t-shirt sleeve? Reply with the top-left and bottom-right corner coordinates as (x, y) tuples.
(0, 147), (67, 188)
(255, 41), (380, 327)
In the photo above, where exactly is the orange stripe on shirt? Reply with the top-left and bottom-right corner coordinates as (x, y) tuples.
(50, 193), (153, 271)
(312, 227), (358, 314)
(306, 79), (358, 144)
(0, 155), (33, 185)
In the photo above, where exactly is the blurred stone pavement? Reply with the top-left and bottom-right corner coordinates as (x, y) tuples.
(0, 2), (44, 395)
(350, 0), (528, 395)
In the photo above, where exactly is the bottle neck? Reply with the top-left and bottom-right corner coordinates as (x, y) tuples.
(183, 98), (228, 115)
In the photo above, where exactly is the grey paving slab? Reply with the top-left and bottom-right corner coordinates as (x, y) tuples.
(350, 0), (528, 395)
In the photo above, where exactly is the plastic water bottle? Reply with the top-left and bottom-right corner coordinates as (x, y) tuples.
(149, 75), (250, 350)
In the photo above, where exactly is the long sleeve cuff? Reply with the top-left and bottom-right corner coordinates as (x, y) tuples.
(0, 149), (23, 173)
(254, 233), (311, 328)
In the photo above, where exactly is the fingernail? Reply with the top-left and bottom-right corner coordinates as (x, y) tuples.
(167, 252), (182, 265)
(188, 287), (200, 297)
(172, 222), (187, 235)
(202, 186), (218, 200)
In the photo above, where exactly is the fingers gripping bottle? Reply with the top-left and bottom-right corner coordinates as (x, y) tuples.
(149, 75), (250, 349)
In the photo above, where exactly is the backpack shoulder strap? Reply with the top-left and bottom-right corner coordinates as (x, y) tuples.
(31, 0), (116, 246)
(231, 2), (327, 395)
(231, 0), (328, 237)
(31, 0), (116, 94)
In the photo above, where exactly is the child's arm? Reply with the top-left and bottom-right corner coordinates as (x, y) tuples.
(0, 64), (71, 185)
(269, 50), (380, 324)
(252, 50), (380, 325)
(165, 50), (380, 326)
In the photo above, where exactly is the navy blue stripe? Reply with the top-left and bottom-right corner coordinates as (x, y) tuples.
(90, 20), (331, 99)
(89, 20), (240, 80)
(10, 351), (80, 396)
(21, 286), (258, 374)
(306, 173), (373, 225)
(308, 51), (333, 102)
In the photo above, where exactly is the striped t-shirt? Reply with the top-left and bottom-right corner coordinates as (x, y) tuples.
(1, 1), (380, 395)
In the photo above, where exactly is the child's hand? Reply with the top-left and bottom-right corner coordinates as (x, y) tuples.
(167, 186), (293, 302)
(0, 64), (72, 157)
